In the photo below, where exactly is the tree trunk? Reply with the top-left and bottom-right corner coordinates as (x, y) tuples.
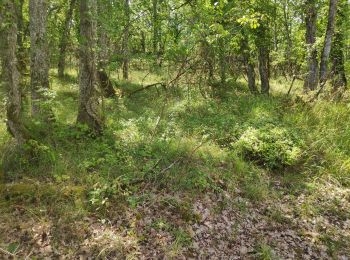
(241, 33), (257, 94)
(15, 0), (26, 73)
(96, 3), (115, 98)
(200, 39), (215, 83)
(319, 0), (338, 83)
(152, 0), (159, 56)
(152, 0), (163, 67)
(273, 0), (278, 51)
(256, 25), (270, 95)
(304, 0), (318, 91)
(331, 31), (347, 89)
(77, 0), (103, 134)
(141, 31), (146, 53)
(283, 0), (292, 75)
(1, 0), (27, 144)
(122, 0), (130, 80)
(330, 0), (347, 89)
(58, 0), (76, 79)
(97, 70), (115, 98)
(29, 0), (53, 120)
(258, 45), (270, 94)
(218, 37), (227, 85)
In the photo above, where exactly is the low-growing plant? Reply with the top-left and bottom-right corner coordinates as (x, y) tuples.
(234, 124), (303, 169)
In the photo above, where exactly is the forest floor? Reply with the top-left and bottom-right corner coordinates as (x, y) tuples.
(0, 68), (350, 259)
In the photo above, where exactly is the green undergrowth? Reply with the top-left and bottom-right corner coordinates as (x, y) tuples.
(1, 70), (350, 192)
(1, 69), (350, 257)
(0, 69), (349, 224)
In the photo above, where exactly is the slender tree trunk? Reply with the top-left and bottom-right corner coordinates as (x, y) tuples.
(29, 0), (53, 120)
(152, 0), (163, 67)
(15, 0), (26, 73)
(58, 0), (76, 79)
(331, 31), (347, 89)
(304, 0), (318, 91)
(122, 0), (130, 80)
(319, 0), (338, 83)
(218, 37), (227, 85)
(241, 33), (257, 94)
(258, 45), (270, 94)
(273, 0), (278, 51)
(77, 0), (103, 134)
(330, 0), (347, 89)
(141, 31), (146, 53)
(96, 3), (115, 98)
(96, 28), (115, 98)
(201, 39), (215, 83)
(256, 25), (270, 94)
(283, 0), (292, 75)
(152, 0), (159, 56)
(1, 0), (27, 144)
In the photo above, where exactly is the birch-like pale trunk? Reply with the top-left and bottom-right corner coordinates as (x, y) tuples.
(304, 0), (319, 91)
(319, 0), (338, 83)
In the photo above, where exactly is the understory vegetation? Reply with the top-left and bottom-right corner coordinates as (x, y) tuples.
(1, 68), (350, 258)
(1, 0), (350, 258)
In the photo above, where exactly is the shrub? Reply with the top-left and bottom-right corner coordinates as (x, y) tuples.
(234, 124), (303, 169)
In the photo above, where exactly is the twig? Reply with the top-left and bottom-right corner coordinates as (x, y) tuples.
(287, 75), (303, 96)
(309, 71), (334, 102)
(287, 75), (296, 95)
(141, 71), (151, 85)
(159, 141), (205, 175)
(170, 0), (193, 11)
(151, 99), (167, 139)
(0, 246), (16, 257)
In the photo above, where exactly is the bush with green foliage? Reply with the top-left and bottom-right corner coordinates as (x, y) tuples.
(234, 124), (303, 169)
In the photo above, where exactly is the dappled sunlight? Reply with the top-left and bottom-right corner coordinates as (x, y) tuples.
(0, 0), (349, 256)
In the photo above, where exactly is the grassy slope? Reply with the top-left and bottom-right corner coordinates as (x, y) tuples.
(0, 69), (349, 258)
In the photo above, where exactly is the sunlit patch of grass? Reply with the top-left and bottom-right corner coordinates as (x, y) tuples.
(270, 76), (304, 96)
(80, 224), (140, 259)
(167, 227), (192, 257)
(254, 242), (277, 260)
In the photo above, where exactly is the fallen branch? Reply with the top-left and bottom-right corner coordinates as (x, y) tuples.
(128, 82), (166, 97)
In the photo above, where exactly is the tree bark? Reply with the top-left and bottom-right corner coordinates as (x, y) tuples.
(29, 0), (53, 119)
(141, 31), (146, 53)
(152, 0), (159, 56)
(15, 0), (26, 73)
(319, 0), (338, 83)
(58, 0), (76, 79)
(330, 0), (347, 89)
(218, 37), (227, 85)
(258, 45), (270, 94)
(1, 0), (27, 144)
(331, 31), (347, 89)
(96, 2), (115, 98)
(122, 0), (130, 80)
(77, 0), (103, 134)
(282, 0), (292, 75)
(304, 0), (318, 91)
(152, 0), (163, 66)
(256, 25), (270, 95)
(241, 33), (257, 94)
